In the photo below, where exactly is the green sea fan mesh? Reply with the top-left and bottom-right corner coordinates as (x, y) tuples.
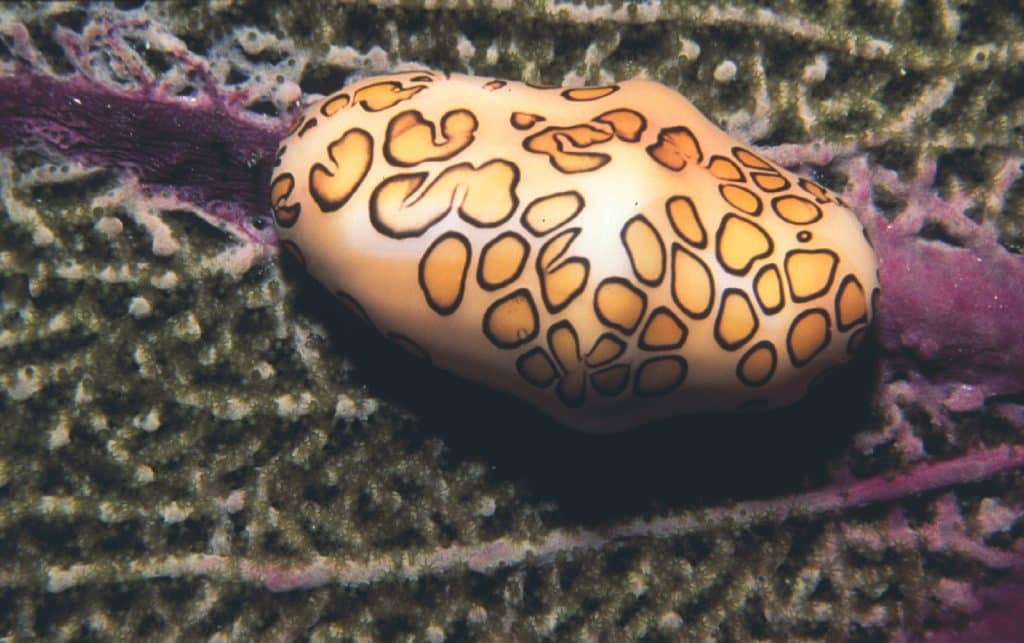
(1, 1), (1023, 640)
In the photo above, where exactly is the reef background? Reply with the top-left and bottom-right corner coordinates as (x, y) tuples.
(2, 1), (1023, 640)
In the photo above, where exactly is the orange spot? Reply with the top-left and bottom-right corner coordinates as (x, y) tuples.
(548, 321), (581, 372)
(309, 128), (374, 212)
(622, 215), (665, 286)
(483, 289), (539, 348)
(634, 356), (687, 397)
(707, 156), (744, 181)
(562, 85), (618, 101)
(352, 80), (426, 111)
(666, 196), (707, 248)
(719, 184), (762, 216)
(640, 307), (687, 350)
(772, 195), (822, 225)
(522, 192), (583, 236)
(419, 233), (470, 315)
(524, 125), (613, 173)
(715, 214), (774, 275)
(593, 109), (645, 142)
(595, 278), (647, 334)
(784, 250), (838, 303)
(737, 341), (776, 387)
(671, 244), (715, 319)
(646, 127), (702, 170)
(478, 232), (528, 291)
(835, 275), (868, 330)
(753, 264), (784, 314)
(585, 334), (625, 367)
(591, 365), (630, 396)
(384, 109), (478, 166)
(714, 289), (758, 350)
(732, 147), (773, 170)
(752, 172), (789, 192)
(511, 112), (545, 129)
(787, 309), (831, 366)
(517, 348), (556, 387)
(320, 92), (350, 117)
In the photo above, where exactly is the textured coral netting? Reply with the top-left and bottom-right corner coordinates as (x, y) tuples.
(0, 2), (1022, 641)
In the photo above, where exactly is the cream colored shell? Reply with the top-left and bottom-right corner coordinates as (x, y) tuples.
(270, 71), (879, 432)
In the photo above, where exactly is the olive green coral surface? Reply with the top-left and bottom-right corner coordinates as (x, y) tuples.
(2, 1), (1023, 640)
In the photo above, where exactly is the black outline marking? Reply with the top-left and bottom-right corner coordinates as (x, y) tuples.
(453, 159), (520, 229)
(715, 213), (774, 276)
(280, 240), (305, 268)
(270, 173), (300, 228)
(665, 195), (708, 249)
(736, 340), (777, 387)
(638, 306), (688, 351)
(383, 108), (478, 167)
(797, 230), (812, 243)
(706, 155), (746, 182)
(594, 277), (648, 335)
(308, 127), (374, 213)
(547, 320), (581, 375)
(319, 92), (351, 117)
(590, 364), (630, 397)
(751, 171), (790, 193)
(409, 74), (435, 83)
(847, 327), (867, 355)
(353, 80), (426, 112)
(753, 264), (785, 315)
(862, 226), (875, 248)
(297, 117), (318, 138)
(510, 112), (545, 130)
(772, 194), (823, 225)
(835, 274), (869, 331)
(368, 171), (431, 238)
(671, 243), (715, 320)
(370, 160), (520, 239)
(646, 126), (703, 170)
(787, 308), (832, 367)
(871, 287), (880, 320)
(621, 214), (666, 287)
(484, 79), (507, 90)
(714, 288), (759, 351)
(418, 231), (471, 316)
(336, 289), (372, 327)
(387, 332), (430, 361)
(556, 370), (587, 408)
(521, 191), (584, 237)
(784, 248), (839, 303)
(593, 108), (647, 142)
(560, 85), (620, 101)
(718, 184), (763, 216)
(516, 347), (557, 388)
(731, 146), (774, 171)
(536, 228), (590, 314)
(585, 333), (626, 367)
(523, 125), (612, 174)
(482, 288), (540, 349)
(525, 81), (557, 90)
(633, 355), (688, 397)
(477, 231), (529, 291)
(798, 177), (832, 203)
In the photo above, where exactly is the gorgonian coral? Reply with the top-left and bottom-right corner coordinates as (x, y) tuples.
(1, 2), (1022, 640)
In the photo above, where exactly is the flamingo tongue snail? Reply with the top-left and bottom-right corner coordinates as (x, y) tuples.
(269, 71), (879, 432)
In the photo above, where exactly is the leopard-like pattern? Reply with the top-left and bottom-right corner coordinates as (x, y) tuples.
(270, 71), (879, 432)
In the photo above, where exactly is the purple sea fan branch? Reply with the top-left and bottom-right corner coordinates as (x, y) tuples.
(846, 154), (1024, 399)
